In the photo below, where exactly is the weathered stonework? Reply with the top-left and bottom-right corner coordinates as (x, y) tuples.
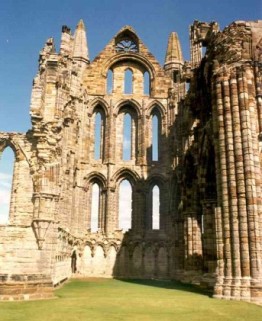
(0, 19), (261, 303)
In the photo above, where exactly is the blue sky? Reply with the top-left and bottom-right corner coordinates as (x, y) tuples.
(0, 0), (261, 132)
(0, 0), (261, 223)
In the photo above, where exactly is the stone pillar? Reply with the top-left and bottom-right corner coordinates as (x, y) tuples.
(237, 67), (262, 302)
(229, 71), (251, 299)
(132, 183), (145, 233)
(212, 66), (262, 302)
(105, 187), (117, 234)
(184, 211), (202, 272)
(214, 78), (233, 297)
(222, 76), (242, 298)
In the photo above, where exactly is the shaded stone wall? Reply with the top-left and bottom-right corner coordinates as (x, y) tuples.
(176, 20), (262, 302)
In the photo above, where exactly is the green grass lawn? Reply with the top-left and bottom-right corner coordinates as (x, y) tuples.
(0, 278), (261, 321)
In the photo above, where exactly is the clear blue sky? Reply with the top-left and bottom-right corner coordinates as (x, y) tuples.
(0, 0), (261, 132)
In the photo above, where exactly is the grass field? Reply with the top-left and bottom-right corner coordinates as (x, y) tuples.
(0, 278), (261, 321)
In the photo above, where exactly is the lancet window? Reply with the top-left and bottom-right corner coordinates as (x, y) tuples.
(0, 147), (14, 224)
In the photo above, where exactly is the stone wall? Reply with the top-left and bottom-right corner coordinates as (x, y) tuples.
(176, 20), (262, 302)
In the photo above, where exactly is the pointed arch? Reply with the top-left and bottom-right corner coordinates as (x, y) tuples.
(147, 174), (167, 188)
(111, 168), (140, 189)
(89, 98), (109, 117)
(115, 26), (139, 53)
(114, 99), (142, 117)
(0, 136), (28, 164)
(0, 135), (34, 225)
(146, 101), (166, 118)
(84, 171), (107, 189)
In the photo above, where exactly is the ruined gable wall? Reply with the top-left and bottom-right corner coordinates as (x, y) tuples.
(83, 35), (172, 98)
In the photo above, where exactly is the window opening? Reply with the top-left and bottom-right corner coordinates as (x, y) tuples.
(173, 70), (180, 83)
(123, 113), (132, 160)
(107, 69), (113, 94)
(0, 147), (14, 224)
(124, 69), (133, 94)
(202, 46), (207, 57)
(119, 179), (132, 231)
(94, 112), (102, 160)
(152, 185), (160, 230)
(91, 183), (100, 232)
(152, 114), (159, 161)
(144, 71), (150, 95)
(201, 214), (204, 234)
(186, 81), (190, 92)
(116, 38), (138, 53)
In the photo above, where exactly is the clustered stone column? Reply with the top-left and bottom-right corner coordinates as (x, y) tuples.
(212, 64), (262, 302)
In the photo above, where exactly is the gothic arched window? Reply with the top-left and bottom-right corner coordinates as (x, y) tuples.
(123, 113), (132, 160)
(118, 179), (132, 231)
(143, 71), (150, 95)
(91, 183), (100, 232)
(93, 107), (106, 161)
(152, 115), (159, 161)
(152, 185), (160, 230)
(0, 147), (15, 224)
(94, 112), (102, 160)
(116, 106), (138, 162)
(107, 69), (113, 94)
(150, 108), (161, 162)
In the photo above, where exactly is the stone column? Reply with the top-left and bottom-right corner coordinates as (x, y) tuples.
(229, 71), (251, 299)
(214, 78), (232, 298)
(237, 67), (262, 302)
(222, 76), (242, 298)
(105, 187), (117, 234)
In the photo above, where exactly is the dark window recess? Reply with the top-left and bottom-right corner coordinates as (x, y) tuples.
(173, 70), (180, 83)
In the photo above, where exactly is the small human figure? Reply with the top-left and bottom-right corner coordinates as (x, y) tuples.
(71, 246), (77, 273)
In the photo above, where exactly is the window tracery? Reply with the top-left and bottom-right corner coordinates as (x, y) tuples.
(116, 38), (138, 53)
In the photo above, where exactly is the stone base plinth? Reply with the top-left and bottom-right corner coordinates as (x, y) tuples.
(213, 280), (262, 304)
(0, 274), (54, 301)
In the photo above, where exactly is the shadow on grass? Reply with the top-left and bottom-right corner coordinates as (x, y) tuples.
(113, 278), (212, 297)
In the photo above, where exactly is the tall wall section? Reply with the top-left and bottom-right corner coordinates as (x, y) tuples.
(64, 25), (185, 280)
(176, 20), (262, 303)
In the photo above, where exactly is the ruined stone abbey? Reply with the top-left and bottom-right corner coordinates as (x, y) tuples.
(0, 19), (261, 303)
